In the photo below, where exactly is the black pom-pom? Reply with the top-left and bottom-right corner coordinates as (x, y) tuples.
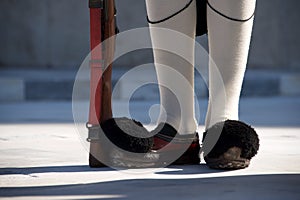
(100, 117), (153, 153)
(203, 120), (259, 159)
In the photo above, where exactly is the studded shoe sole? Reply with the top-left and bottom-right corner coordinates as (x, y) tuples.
(204, 147), (250, 169)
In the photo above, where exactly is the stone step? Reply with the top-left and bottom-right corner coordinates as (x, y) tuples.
(0, 68), (299, 102)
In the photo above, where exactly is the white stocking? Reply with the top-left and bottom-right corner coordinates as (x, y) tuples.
(146, 0), (197, 134)
(205, 0), (256, 129)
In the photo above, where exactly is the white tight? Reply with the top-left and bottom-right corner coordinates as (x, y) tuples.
(146, 0), (256, 132)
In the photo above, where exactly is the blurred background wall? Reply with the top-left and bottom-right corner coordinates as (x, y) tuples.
(0, 0), (300, 102)
(0, 0), (299, 70)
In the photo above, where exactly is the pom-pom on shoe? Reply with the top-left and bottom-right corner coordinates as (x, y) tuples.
(151, 123), (200, 165)
(202, 120), (259, 169)
(101, 117), (153, 153)
(90, 117), (158, 168)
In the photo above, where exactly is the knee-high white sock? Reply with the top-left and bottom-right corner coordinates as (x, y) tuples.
(205, 0), (256, 129)
(146, 0), (197, 134)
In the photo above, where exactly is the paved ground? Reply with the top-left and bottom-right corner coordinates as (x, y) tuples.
(0, 97), (300, 200)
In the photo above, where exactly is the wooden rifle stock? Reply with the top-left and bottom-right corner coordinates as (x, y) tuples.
(88, 0), (117, 167)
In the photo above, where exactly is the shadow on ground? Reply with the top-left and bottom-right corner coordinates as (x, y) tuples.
(0, 172), (299, 200)
(0, 165), (299, 199)
(0, 164), (225, 176)
(0, 165), (113, 175)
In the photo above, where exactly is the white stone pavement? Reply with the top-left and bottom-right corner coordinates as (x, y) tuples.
(0, 97), (300, 200)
